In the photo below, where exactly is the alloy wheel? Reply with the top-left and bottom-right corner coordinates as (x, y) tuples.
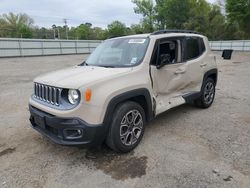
(119, 109), (143, 146)
(204, 82), (215, 105)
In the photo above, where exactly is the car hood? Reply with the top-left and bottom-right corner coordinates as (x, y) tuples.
(34, 65), (132, 89)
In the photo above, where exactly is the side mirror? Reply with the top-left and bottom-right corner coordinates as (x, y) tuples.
(157, 54), (171, 69)
(222, 49), (233, 60)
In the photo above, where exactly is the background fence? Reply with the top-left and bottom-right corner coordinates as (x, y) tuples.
(209, 40), (250, 51)
(0, 38), (249, 58)
(0, 38), (101, 57)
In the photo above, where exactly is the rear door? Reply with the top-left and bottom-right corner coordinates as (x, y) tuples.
(182, 36), (205, 93)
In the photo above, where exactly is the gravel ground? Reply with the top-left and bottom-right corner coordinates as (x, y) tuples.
(0, 52), (249, 188)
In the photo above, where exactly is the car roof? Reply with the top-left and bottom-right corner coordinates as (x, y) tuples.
(149, 32), (206, 39)
(108, 32), (206, 41)
(106, 34), (150, 40)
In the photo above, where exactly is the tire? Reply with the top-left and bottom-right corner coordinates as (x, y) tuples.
(106, 101), (146, 153)
(195, 77), (215, 108)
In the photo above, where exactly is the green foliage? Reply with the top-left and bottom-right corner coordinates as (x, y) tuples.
(132, 0), (155, 32)
(132, 0), (249, 40)
(183, 0), (211, 35)
(130, 24), (144, 34)
(75, 23), (92, 39)
(0, 12), (34, 38)
(155, 0), (191, 29)
(91, 27), (106, 40)
(206, 4), (227, 40)
(19, 26), (33, 38)
(1, 1), (250, 40)
(226, 0), (250, 38)
(106, 21), (128, 38)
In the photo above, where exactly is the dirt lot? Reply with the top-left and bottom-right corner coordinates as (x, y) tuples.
(0, 52), (250, 188)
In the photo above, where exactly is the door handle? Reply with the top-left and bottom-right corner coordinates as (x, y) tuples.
(175, 67), (186, 74)
(200, 63), (207, 67)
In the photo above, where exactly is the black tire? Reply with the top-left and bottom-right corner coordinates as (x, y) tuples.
(106, 101), (146, 153)
(195, 77), (215, 108)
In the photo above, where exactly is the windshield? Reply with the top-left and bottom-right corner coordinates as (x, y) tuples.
(85, 38), (149, 68)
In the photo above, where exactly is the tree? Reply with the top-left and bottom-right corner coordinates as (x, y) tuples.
(0, 19), (8, 37)
(92, 27), (106, 40)
(106, 21), (128, 38)
(206, 4), (227, 40)
(184, 0), (210, 34)
(19, 26), (33, 38)
(226, 0), (250, 38)
(130, 24), (144, 34)
(132, 0), (155, 32)
(0, 12), (34, 38)
(155, 0), (191, 29)
(75, 23), (93, 39)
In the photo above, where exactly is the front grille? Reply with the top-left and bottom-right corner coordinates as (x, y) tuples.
(34, 83), (62, 106)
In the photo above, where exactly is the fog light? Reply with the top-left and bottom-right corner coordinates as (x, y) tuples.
(64, 129), (83, 139)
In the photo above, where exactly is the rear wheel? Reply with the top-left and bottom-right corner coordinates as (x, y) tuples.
(195, 78), (215, 108)
(106, 101), (146, 153)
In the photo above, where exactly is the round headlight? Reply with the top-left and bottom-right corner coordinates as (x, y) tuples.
(68, 89), (79, 105)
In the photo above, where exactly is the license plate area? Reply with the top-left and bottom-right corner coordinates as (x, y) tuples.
(34, 115), (45, 129)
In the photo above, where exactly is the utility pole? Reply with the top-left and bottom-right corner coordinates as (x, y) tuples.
(63, 18), (68, 40)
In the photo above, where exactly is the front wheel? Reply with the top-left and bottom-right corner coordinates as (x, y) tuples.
(195, 78), (215, 108)
(106, 101), (146, 153)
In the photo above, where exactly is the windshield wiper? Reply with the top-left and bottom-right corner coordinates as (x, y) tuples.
(98, 65), (115, 68)
(79, 62), (115, 68)
(78, 61), (88, 66)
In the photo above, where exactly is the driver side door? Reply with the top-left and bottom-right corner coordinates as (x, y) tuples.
(150, 37), (202, 115)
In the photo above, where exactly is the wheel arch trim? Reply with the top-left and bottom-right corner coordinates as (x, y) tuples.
(104, 88), (154, 123)
(100, 88), (154, 142)
(203, 68), (218, 86)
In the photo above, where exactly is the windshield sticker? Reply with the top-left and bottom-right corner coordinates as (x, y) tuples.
(128, 39), (146, 44)
(130, 57), (137, 64)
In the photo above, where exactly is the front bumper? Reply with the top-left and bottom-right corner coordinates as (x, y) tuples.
(29, 105), (105, 146)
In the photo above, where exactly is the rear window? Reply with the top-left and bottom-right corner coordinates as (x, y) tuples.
(185, 37), (200, 60)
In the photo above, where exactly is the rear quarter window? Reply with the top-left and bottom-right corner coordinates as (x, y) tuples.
(185, 37), (200, 60)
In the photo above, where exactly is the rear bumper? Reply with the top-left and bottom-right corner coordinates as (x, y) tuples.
(29, 105), (105, 146)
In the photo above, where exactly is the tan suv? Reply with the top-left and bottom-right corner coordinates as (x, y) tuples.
(29, 30), (217, 152)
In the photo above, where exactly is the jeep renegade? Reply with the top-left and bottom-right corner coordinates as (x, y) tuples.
(29, 30), (217, 152)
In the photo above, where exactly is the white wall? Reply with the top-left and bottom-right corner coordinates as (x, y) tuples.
(0, 38), (102, 57)
(0, 38), (249, 58)
(209, 40), (250, 51)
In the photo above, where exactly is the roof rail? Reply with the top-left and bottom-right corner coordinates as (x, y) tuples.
(151, 29), (200, 35)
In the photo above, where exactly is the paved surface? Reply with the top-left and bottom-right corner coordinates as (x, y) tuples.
(0, 52), (250, 188)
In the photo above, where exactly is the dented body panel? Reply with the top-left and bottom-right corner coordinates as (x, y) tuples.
(28, 31), (217, 147)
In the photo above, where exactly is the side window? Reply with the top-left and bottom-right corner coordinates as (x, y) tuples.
(151, 39), (181, 66)
(159, 41), (178, 64)
(199, 37), (206, 54)
(185, 37), (200, 60)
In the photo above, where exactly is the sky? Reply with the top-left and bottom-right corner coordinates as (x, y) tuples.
(0, 0), (217, 28)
